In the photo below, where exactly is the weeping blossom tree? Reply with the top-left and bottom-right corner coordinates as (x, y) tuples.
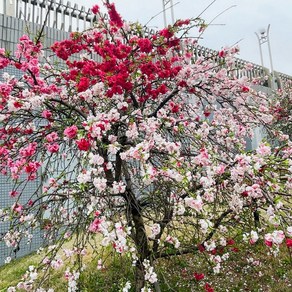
(0, 1), (292, 291)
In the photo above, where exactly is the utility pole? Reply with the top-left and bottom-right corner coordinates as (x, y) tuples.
(162, 0), (175, 27)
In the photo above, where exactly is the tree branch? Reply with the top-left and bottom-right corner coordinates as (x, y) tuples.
(148, 88), (179, 118)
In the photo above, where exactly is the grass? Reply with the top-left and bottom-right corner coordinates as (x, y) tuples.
(157, 243), (292, 292)
(0, 241), (291, 291)
(0, 252), (42, 291)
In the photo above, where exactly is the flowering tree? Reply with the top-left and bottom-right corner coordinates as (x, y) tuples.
(0, 1), (292, 291)
(269, 79), (292, 140)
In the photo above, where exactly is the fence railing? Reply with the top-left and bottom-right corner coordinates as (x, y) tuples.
(1, 0), (292, 89)
(3, 0), (97, 32)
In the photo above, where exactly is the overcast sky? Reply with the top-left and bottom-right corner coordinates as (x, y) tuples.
(69, 0), (291, 76)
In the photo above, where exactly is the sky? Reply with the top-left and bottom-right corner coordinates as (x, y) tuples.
(69, 0), (292, 76)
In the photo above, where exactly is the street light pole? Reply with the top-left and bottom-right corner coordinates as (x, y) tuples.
(255, 24), (275, 89)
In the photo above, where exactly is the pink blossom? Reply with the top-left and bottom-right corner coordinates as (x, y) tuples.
(19, 142), (37, 157)
(89, 153), (104, 165)
(64, 125), (78, 139)
(193, 148), (210, 166)
(272, 230), (285, 245)
(287, 226), (292, 237)
(46, 143), (60, 153)
(46, 132), (59, 143)
(42, 110), (52, 119)
(12, 203), (23, 214)
(249, 231), (259, 244)
(256, 143), (271, 156)
(165, 235), (180, 248)
(149, 223), (161, 239)
(245, 184), (262, 198)
(93, 177), (107, 192)
(111, 181), (126, 194)
(9, 191), (19, 198)
(89, 218), (104, 233)
(185, 196), (203, 212)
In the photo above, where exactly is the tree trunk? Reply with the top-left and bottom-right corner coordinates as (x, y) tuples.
(132, 212), (149, 291)
(135, 261), (146, 292)
(122, 162), (150, 291)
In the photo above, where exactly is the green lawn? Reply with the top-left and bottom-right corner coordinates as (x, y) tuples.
(0, 242), (291, 291)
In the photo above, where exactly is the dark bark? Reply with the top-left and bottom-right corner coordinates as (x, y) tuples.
(122, 162), (150, 291)
(132, 209), (150, 291)
(148, 88), (179, 118)
(254, 210), (260, 228)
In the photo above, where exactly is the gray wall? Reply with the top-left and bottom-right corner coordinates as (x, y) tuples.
(0, 13), (71, 266)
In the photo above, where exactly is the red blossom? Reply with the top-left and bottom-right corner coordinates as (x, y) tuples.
(0, 53), (9, 69)
(204, 111), (211, 117)
(24, 161), (41, 174)
(159, 28), (174, 39)
(198, 244), (205, 253)
(76, 138), (91, 151)
(218, 50), (225, 58)
(264, 239), (273, 247)
(170, 102), (180, 113)
(106, 3), (123, 28)
(137, 38), (153, 53)
(193, 272), (205, 281)
(286, 238), (292, 248)
(204, 283), (214, 292)
(241, 191), (249, 197)
(242, 86), (250, 92)
(77, 77), (90, 92)
(91, 5), (100, 14)
(227, 239), (235, 245)
(175, 19), (191, 27)
(9, 191), (19, 198)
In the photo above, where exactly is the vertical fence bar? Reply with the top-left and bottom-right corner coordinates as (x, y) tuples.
(23, 0), (28, 21)
(67, 1), (72, 32)
(73, 3), (78, 31)
(60, 0), (65, 30)
(27, 0), (31, 22)
(39, 0), (44, 26)
(32, 0), (36, 24)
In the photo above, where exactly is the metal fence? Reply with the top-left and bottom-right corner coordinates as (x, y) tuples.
(2, 0), (96, 32)
(0, 0), (95, 266)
